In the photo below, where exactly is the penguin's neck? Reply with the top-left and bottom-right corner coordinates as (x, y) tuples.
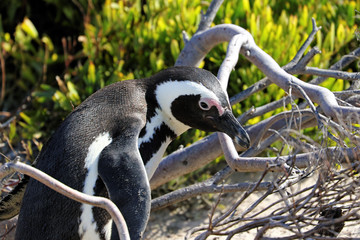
(138, 108), (190, 180)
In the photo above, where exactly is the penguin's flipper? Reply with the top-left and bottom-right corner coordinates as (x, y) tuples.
(98, 132), (150, 240)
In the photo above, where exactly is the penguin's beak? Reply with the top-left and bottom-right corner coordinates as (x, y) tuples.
(214, 110), (251, 149)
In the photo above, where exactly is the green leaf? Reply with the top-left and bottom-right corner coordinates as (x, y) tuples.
(20, 112), (33, 125)
(170, 39), (180, 62)
(249, 13), (257, 37)
(299, 5), (308, 28)
(336, 23), (345, 45)
(53, 90), (72, 111)
(87, 61), (96, 85)
(9, 120), (17, 142)
(330, 22), (335, 52)
(41, 35), (54, 51)
(21, 17), (38, 39)
(67, 81), (81, 104)
(332, 79), (344, 92)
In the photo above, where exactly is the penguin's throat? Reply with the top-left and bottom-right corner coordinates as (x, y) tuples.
(138, 119), (176, 179)
(138, 108), (190, 179)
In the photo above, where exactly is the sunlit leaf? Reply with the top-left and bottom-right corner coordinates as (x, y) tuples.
(20, 112), (33, 125)
(41, 35), (54, 51)
(9, 120), (17, 142)
(336, 23), (346, 45)
(87, 61), (96, 85)
(170, 39), (180, 62)
(330, 22), (335, 52)
(67, 81), (81, 104)
(21, 17), (38, 39)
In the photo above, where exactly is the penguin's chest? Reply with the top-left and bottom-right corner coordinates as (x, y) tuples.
(77, 115), (181, 239)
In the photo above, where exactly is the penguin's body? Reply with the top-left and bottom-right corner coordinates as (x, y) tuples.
(12, 67), (250, 240)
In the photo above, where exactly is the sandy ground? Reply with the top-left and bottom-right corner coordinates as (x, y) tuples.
(2, 172), (360, 239)
(145, 172), (360, 240)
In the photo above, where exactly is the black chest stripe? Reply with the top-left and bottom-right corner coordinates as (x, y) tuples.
(139, 123), (176, 165)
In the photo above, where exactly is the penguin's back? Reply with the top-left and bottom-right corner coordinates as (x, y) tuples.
(16, 79), (148, 240)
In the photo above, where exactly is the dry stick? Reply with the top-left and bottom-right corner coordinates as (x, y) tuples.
(151, 180), (272, 211)
(196, 0), (224, 33)
(310, 48), (360, 85)
(153, 15), (360, 236)
(0, 160), (130, 240)
(252, 110), (314, 147)
(151, 115), (317, 210)
(304, 67), (360, 80)
(288, 18), (321, 67)
(152, 28), (360, 191)
(226, 113), (315, 173)
(254, 184), (318, 219)
(230, 19), (322, 105)
(268, 169), (359, 239)
(152, 139), (360, 211)
(290, 82), (323, 128)
(191, 168), (270, 239)
(242, 37), (360, 121)
(213, 168), (270, 226)
(208, 113), (316, 185)
(178, 20), (360, 119)
(210, 116), (308, 184)
(216, 34), (248, 171)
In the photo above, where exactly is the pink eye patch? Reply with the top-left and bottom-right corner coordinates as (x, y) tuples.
(199, 98), (225, 116)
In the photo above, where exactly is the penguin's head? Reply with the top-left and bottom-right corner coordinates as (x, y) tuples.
(154, 67), (250, 149)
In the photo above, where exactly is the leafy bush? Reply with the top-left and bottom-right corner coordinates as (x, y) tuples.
(0, 0), (358, 164)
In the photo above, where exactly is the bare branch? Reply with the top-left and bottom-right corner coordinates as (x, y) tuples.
(150, 109), (318, 189)
(294, 47), (322, 69)
(151, 179), (272, 211)
(0, 160), (130, 240)
(241, 39), (360, 121)
(176, 21), (360, 121)
(196, 0), (224, 33)
(151, 146), (360, 210)
(310, 47), (360, 85)
(302, 67), (360, 81)
(287, 18), (322, 66)
(216, 34), (249, 172)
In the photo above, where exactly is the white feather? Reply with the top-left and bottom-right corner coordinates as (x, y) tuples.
(79, 132), (112, 240)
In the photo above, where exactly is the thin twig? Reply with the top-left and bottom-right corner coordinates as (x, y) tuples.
(196, 0), (224, 33)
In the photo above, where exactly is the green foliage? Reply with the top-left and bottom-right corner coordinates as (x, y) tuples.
(0, 0), (359, 163)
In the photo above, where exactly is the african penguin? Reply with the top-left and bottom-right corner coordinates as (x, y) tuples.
(10, 66), (250, 240)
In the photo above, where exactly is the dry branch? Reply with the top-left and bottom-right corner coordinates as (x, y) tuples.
(151, 23), (360, 189)
(0, 160), (130, 240)
(151, 9), (360, 238)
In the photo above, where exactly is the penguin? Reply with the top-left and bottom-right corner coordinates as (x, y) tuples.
(6, 66), (250, 240)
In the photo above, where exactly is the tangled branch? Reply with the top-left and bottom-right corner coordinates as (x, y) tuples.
(150, 3), (360, 239)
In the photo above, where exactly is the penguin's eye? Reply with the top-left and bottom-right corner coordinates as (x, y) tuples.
(199, 100), (211, 111)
